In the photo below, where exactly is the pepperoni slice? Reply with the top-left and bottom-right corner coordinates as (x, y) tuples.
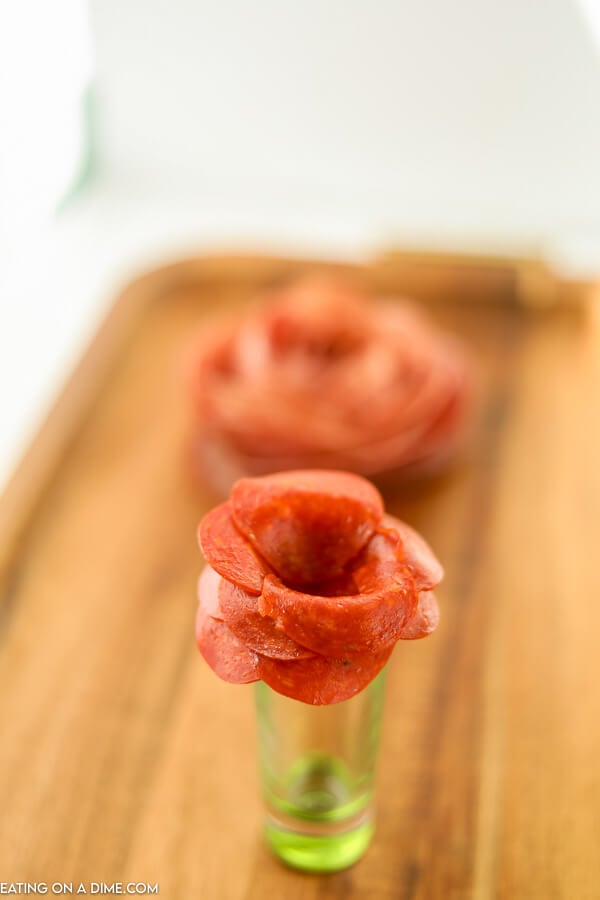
(382, 514), (444, 590)
(195, 578), (259, 684)
(198, 501), (271, 594)
(398, 591), (440, 640)
(218, 579), (315, 660)
(394, 375), (468, 470)
(230, 470), (383, 589)
(258, 530), (417, 657)
(196, 564), (224, 619)
(256, 645), (393, 705)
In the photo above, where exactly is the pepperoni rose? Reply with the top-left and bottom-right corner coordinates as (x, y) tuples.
(188, 275), (470, 494)
(195, 470), (443, 704)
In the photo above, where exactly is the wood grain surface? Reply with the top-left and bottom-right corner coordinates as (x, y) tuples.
(0, 256), (599, 899)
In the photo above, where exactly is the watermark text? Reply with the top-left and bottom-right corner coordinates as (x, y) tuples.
(0, 885), (159, 895)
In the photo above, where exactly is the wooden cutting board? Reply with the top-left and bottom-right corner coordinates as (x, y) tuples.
(0, 254), (598, 899)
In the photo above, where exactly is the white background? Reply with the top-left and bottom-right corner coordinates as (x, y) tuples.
(91, 0), (600, 238)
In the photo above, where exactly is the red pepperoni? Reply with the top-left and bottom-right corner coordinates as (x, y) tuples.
(230, 470), (383, 589)
(188, 279), (471, 487)
(256, 645), (393, 705)
(195, 586), (259, 684)
(258, 530), (417, 657)
(398, 375), (469, 469)
(218, 579), (315, 660)
(382, 514), (444, 590)
(194, 469), (444, 703)
(398, 591), (440, 640)
(198, 501), (271, 594)
(196, 564), (224, 619)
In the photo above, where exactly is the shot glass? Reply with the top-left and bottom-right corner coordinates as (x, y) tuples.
(255, 669), (386, 873)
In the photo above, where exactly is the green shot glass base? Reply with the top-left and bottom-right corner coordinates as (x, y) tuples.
(265, 817), (374, 873)
(255, 673), (386, 873)
(263, 751), (375, 872)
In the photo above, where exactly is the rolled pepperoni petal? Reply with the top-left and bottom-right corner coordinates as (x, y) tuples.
(231, 470), (383, 589)
(218, 579), (315, 661)
(397, 591), (440, 640)
(351, 530), (410, 589)
(195, 599), (259, 684)
(197, 564), (224, 619)
(382, 514), (444, 590)
(259, 531), (417, 657)
(256, 645), (393, 705)
(395, 376), (470, 472)
(198, 501), (272, 594)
